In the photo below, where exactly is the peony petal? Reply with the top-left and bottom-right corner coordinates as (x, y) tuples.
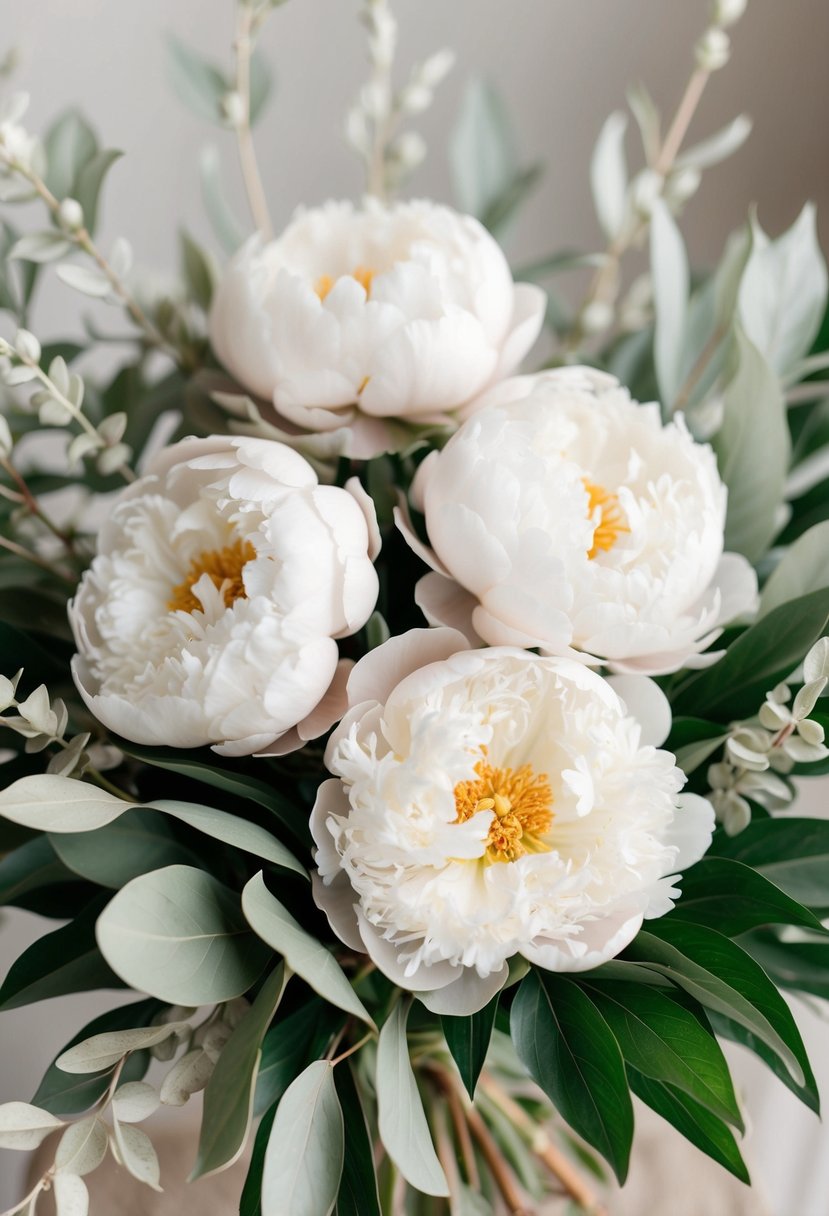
(606, 675), (672, 747)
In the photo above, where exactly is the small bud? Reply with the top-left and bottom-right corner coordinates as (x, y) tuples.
(57, 198), (84, 231)
(580, 300), (614, 336)
(220, 91), (246, 127)
(392, 131), (426, 171)
(417, 48), (455, 89)
(631, 168), (664, 218)
(13, 328), (41, 364)
(695, 27), (731, 72)
(711, 0), (747, 28)
(399, 84), (432, 115)
(666, 166), (702, 207)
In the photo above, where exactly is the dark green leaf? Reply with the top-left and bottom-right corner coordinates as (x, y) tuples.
(32, 998), (160, 1115)
(255, 999), (343, 1116)
(334, 1060), (381, 1216)
(624, 922), (812, 1090)
(0, 834), (85, 909)
(710, 817), (829, 907)
(670, 856), (824, 936)
(0, 894), (126, 1011)
(628, 1069), (750, 1184)
(707, 1009), (819, 1114)
(0, 622), (72, 688)
(74, 149), (122, 235)
(441, 994), (498, 1099)
(671, 589), (829, 721)
(581, 980), (741, 1127)
(739, 928), (829, 1001)
(50, 807), (203, 888)
(240, 1101), (276, 1216)
(510, 970), (633, 1183)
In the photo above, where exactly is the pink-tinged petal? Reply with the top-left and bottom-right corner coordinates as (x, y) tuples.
(607, 675), (672, 747)
(415, 573), (483, 645)
(416, 963), (509, 1015)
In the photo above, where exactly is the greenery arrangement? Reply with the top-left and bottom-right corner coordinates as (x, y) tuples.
(0, 1), (828, 1212)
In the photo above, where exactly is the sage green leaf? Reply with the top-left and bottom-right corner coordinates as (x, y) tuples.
(591, 112), (628, 242)
(0, 895), (124, 1011)
(50, 809), (201, 888)
(334, 1061), (382, 1216)
(179, 230), (218, 310)
(671, 589), (829, 722)
(192, 964), (289, 1179)
(96, 866), (269, 1005)
(112, 1121), (161, 1191)
(670, 856), (823, 936)
(54, 1115), (108, 1175)
(581, 981), (742, 1128)
(0, 773), (126, 832)
(0, 1102), (64, 1150)
(510, 971), (633, 1183)
(441, 993), (498, 1098)
(52, 1172), (89, 1216)
(255, 999), (343, 1116)
(44, 110), (97, 201)
(261, 1061), (344, 1216)
(0, 835), (85, 908)
(713, 325), (789, 562)
(57, 1023), (190, 1074)
(711, 818), (829, 909)
(74, 149), (122, 236)
(241, 873), (373, 1026)
(376, 1000), (449, 1198)
(758, 521), (829, 618)
(673, 733), (728, 774)
(651, 199), (690, 407)
(624, 922), (811, 1088)
(248, 51), (273, 126)
(450, 79), (515, 221)
(33, 999), (160, 1116)
(628, 1070), (750, 1184)
(166, 35), (228, 123)
(200, 145), (247, 253)
(151, 800), (305, 878)
(480, 163), (543, 242)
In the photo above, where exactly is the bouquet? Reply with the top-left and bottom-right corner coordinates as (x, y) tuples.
(1, 0), (828, 1212)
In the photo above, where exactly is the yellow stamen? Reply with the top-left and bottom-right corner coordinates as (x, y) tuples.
(168, 538), (256, 614)
(315, 265), (376, 301)
(583, 479), (629, 559)
(454, 755), (553, 864)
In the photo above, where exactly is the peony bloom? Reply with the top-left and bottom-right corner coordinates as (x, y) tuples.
(70, 436), (379, 755)
(398, 367), (757, 675)
(311, 628), (714, 1015)
(208, 199), (545, 459)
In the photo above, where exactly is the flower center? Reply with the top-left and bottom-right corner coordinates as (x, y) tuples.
(583, 479), (629, 559)
(168, 538), (256, 614)
(454, 756), (554, 864)
(315, 265), (376, 301)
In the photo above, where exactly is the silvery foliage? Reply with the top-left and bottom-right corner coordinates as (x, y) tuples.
(0, 668), (91, 777)
(345, 0), (454, 197)
(709, 637), (829, 835)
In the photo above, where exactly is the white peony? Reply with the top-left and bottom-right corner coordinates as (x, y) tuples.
(311, 628), (714, 1015)
(208, 199), (545, 459)
(399, 367), (758, 675)
(69, 436), (380, 756)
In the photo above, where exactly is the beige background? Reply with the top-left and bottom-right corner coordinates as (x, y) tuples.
(1, 0), (829, 1212)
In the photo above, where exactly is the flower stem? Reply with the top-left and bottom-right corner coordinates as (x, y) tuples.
(0, 533), (75, 582)
(0, 455), (78, 555)
(233, 1), (273, 239)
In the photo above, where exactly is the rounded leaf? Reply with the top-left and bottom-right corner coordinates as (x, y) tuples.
(112, 1082), (160, 1124)
(54, 1116), (107, 1176)
(0, 1101), (64, 1150)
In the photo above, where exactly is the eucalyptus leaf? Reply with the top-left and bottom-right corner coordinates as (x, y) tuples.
(450, 79), (515, 221)
(255, 999), (342, 1116)
(74, 149), (122, 236)
(96, 865), (270, 1005)
(151, 800), (305, 878)
(376, 999), (449, 1198)
(57, 1023), (190, 1074)
(241, 873), (373, 1026)
(676, 115), (752, 172)
(0, 773), (126, 832)
(261, 1061), (344, 1216)
(50, 808), (201, 889)
(54, 1116), (108, 1176)
(56, 263), (112, 298)
(591, 111), (628, 242)
(180, 230), (218, 310)
(44, 110), (97, 202)
(334, 1061), (382, 1216)
(112, 1121), (161, 1191)
(650, 198), (690, 408)
(167, 35), (229, 124)
(192, 964), (289, 1179)
(52, 1172), (90, 1216)
(758, 521), (829, 618)
(0, 1102), (64, 1150)
(9, 233), (74, 263)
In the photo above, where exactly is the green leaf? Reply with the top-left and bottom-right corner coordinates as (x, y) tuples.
(192, 964), (289, 1179)
(241, 1099), (276, 1216)
(707, 1007), (819, 1114)
(710, 817), (829, 907)
(450, 79), (515, 221)
(624, 922), (811, 1089)
(376, 999), (449, 1198)
(651, 198), (689, 407)
(151, 799), (305, 877)
(480, 163), (543, 241)
(758, 521), (829, 618)
(591, 112), (628, 242)
(0, 835), (86, 909)
(0, 774), (127, 832)
(712, 325), (789, 562)
(510, 971), (633, 1183)
(671, 589), (829, 722)
(255, 999), (342, 1117)
(628, 1069), (750, 1184)
(44, 110), (97, 202)
(241, 873), (373, 1026)
(740, 928), (829, 1001)
(32, 999), (160, 1116)
(179, 230), (218, 310)
(441, 994), (498, 1099)
(669, 856), (824, 936)
(200, 144), (247, 253)
(581, 981), (742, 1128)
(50, 809), (201, 889)
(74, 149), (123, 236)
(262, 1061), (344, 1216)
(166, 35), (228, 123)
(96, 865), (269, 1005)
(0, 895), (125, 1011)
(334, 1061), (382, 1216)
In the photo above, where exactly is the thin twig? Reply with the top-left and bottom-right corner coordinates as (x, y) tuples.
(0, 455), (77, 554)
(0, 533), (74, 582)
(233, 1), (273, 238)
(330, 1031), (375, 1067)
(670, 322), (727, 414)
(443, 1071), (480, 1189)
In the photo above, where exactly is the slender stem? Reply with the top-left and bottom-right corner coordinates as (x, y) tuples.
(85, 766), (136, 801)
(443, 1071), (480, 1189)
(233, 1), (273, 239)
(654, 67), (710, 177)
(463, 1102), (534, 1216)
(0, 455), (77, 554)
(0, 533), (74, 582)
(670, 322), (727, 414)
(0, 1177), (46, 1216)
(330, 1031), (374, 1066)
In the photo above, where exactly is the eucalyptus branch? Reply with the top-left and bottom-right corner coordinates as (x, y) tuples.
(232, 0), (274, 238)
(0, 533), (74, 581)
(670, 322), (728, 414)
(0, 454), (78, 555)
(0, 1176), (47, 1216)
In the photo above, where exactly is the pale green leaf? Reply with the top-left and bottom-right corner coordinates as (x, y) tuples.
(262, 1061), (343, 1216)
(242, 874), (373, 1026)
(758, 522), (829, 619)
(677, 115), (752, 171)
(651, 198), (689, 407)
(0, 774), (126, 832)
(112, 1082), (160, 1124)
(53, 1173), (89, 1216)
(57, 1023), (190, 1074)
(0, 1101), (64, 1150)
(591, 111), (628, 241)
(74, 149), (122, 235)
(166, 35), (228, 123)
(54, 1116), (107, 1176)
(150, 800), (305, 878)
(44, 110), (97, 201)
(112, 1121), (161, 1191)
(450, 79), (515, 220)
(200, 145), (247, 253)
(9, 233), (73, 263)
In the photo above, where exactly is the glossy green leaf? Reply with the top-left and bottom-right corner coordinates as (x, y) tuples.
(441, 994), (498, 1099)
(334, 1061), (382, 1216)
(667, 717), (728, 774)
(671, 589), (829, 721)
(581, 981), (741, 1127)
(96, 865), (269, 1005)
(255, 1000), (342, 1117)
(510, 971), (633, 1183)
(670, 856), (823, 936)
(711, 817), (829, 907)
(377, 999), (449, 1197)
(192, 964), (289, 1179)
(0, 834), (85, 909)
(0, 895), (124, 1011)
(707, 1008), (819, 1114)
(739, 928), (829, 1002)
(262, 1061), (343, 1216)
(241, 873), (373, 1026)
(628, 1069), (750, 1184)
(624, 922), (811, 1088)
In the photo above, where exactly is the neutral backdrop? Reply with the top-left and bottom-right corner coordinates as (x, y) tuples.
(1, 1), (829, 1212)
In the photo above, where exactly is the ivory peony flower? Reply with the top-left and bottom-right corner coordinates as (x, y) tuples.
(311, 628), (714, 1015)
(69, 436), (379, 755)
(208, 199), (545, 458)
(399, 367), (757, 675)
